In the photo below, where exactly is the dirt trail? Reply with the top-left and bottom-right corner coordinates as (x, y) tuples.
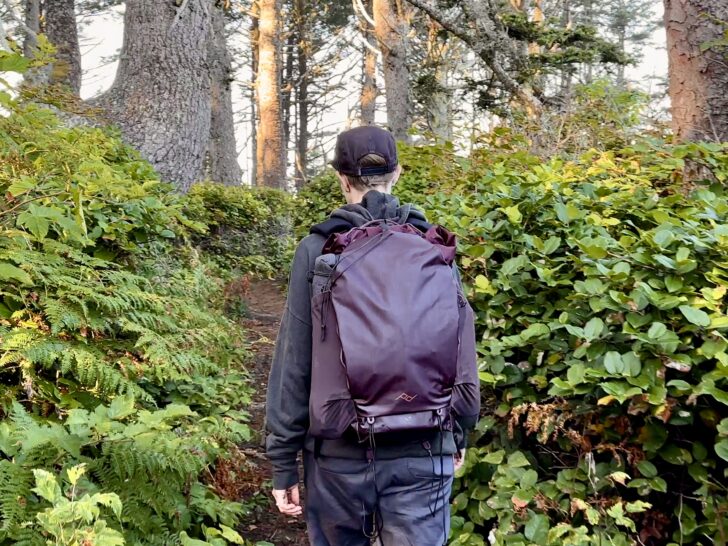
(238, 279), (308, 545)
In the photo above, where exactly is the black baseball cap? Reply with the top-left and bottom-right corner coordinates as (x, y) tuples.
(330, 126), (398, 176)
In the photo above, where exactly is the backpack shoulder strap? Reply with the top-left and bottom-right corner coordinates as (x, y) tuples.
(407, 216), (433, 233)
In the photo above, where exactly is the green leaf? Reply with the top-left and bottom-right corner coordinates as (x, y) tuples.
(584, 317), (604, 341)
(31, 469), (61, 503)
(622, 352), (642, 377)
(625, 500), (651, 513)
(647, 322), (667, 339)
(679, 305), (711, 327)
(500, 255), (527, 277)
(17, 211), (49, 240)
(66, 464), (86, 486)
(7, 176), (36, 197)
(604, 352), (624, 374)
(710, 315), (728, 329)
(659, 444), (693, 465)
(507, 451), (530, 468)
(636, 460), (657, 478)
(483, 450), (505, 464)
(474, 275), (492, 294)
(0, 51), (31, 73)
(0, 262), (32, 284)
(503, 205), (522, 224)
(524, 512), (549, 544)
(219, 526), (244, 544)
(107, 395), (136, 421)
(180, 532), (212, 546)
(542, 237), (560, 255)
(715, 440), (728, 462)
(95, 492), (123, 520)
(520, 469), (539, 489)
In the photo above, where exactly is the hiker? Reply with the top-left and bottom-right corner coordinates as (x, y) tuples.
(265, 125), (480, 546)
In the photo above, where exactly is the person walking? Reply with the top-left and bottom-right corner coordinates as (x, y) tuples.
(265, 125), (480, 546)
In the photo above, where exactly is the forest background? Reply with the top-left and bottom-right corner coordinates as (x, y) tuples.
(1, 0), (728, 545)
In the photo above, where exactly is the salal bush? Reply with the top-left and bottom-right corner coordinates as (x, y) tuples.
(0, 52), (251, 545)
(424, 141), (728, 545)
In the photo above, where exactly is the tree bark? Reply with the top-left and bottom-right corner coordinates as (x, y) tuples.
(373, 0), (412, 141)
(23, 0), (41, 57)
(664, 0), (728, 142)
(359, 0), (377, 125)
(207, 4), (242, 186)
(282, 27), (295, 154)
(425, 19), (452, 141)
(93, 0), (213, 192)
(250, 1), (260, 185)
(256, 0), (286, 189)
(45, 0), (82, 95)
(294, 0), (309, 188)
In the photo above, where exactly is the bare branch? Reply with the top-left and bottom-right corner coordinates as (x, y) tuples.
(353, 0), (375, 28)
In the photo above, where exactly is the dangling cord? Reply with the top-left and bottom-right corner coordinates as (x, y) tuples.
(437, 413), (447, 546)
(319, 290), (330, 341)
(423, 441), (437, 518)
(362, 433), (384, 544)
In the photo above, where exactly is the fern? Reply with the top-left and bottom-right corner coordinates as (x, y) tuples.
(0, 83), (255, 544)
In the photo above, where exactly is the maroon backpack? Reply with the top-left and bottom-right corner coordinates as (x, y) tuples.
(309, 219), (477, 440)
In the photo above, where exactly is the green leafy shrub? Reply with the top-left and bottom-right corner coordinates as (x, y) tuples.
(423, 141), (728, 545)
(0, 54), (253, 545)
(184, 183), (294, 277)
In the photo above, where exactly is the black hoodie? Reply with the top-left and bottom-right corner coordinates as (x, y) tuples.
(265, 191), (469, 490)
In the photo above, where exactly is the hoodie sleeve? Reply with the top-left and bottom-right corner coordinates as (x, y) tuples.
(265, 239), (315, 490)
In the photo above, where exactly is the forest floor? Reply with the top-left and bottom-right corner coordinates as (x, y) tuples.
(237, 279), (309, 545)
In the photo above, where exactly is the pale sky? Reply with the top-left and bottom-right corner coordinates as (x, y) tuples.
(70, 3), (669, 184)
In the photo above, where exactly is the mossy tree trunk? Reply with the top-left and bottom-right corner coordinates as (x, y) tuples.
(93, 0), (213, 192)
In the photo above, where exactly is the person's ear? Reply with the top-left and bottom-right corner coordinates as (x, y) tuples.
(390, 164), (403, 187)
(335, 171), (351, 193)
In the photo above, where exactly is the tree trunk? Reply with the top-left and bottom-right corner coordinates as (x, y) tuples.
(664, 0), (728, 142)
(45, 0), (82, 95)
(373, 0), (412, 141)
(425, 19), (452, 141)
(250, 1), (260, 185)
(93, 0), (212, 192)
(359, 0), (377, 125)
(23, 0), (40, 57)
(256, 0), (286, 189)
(294, 0), (309, 188)
(207, 4), (242, 186)
(22, 0), (48, 86)
(282, 28), (295, 153)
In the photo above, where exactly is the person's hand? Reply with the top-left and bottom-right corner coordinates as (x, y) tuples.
(272, 485), (302, 517)
(454, 448), (466, 472)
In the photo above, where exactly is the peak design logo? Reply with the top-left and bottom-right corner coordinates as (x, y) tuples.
(396, 393), (417, 402)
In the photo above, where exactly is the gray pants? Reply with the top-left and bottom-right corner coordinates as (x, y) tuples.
(303, 450), (454, 546)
